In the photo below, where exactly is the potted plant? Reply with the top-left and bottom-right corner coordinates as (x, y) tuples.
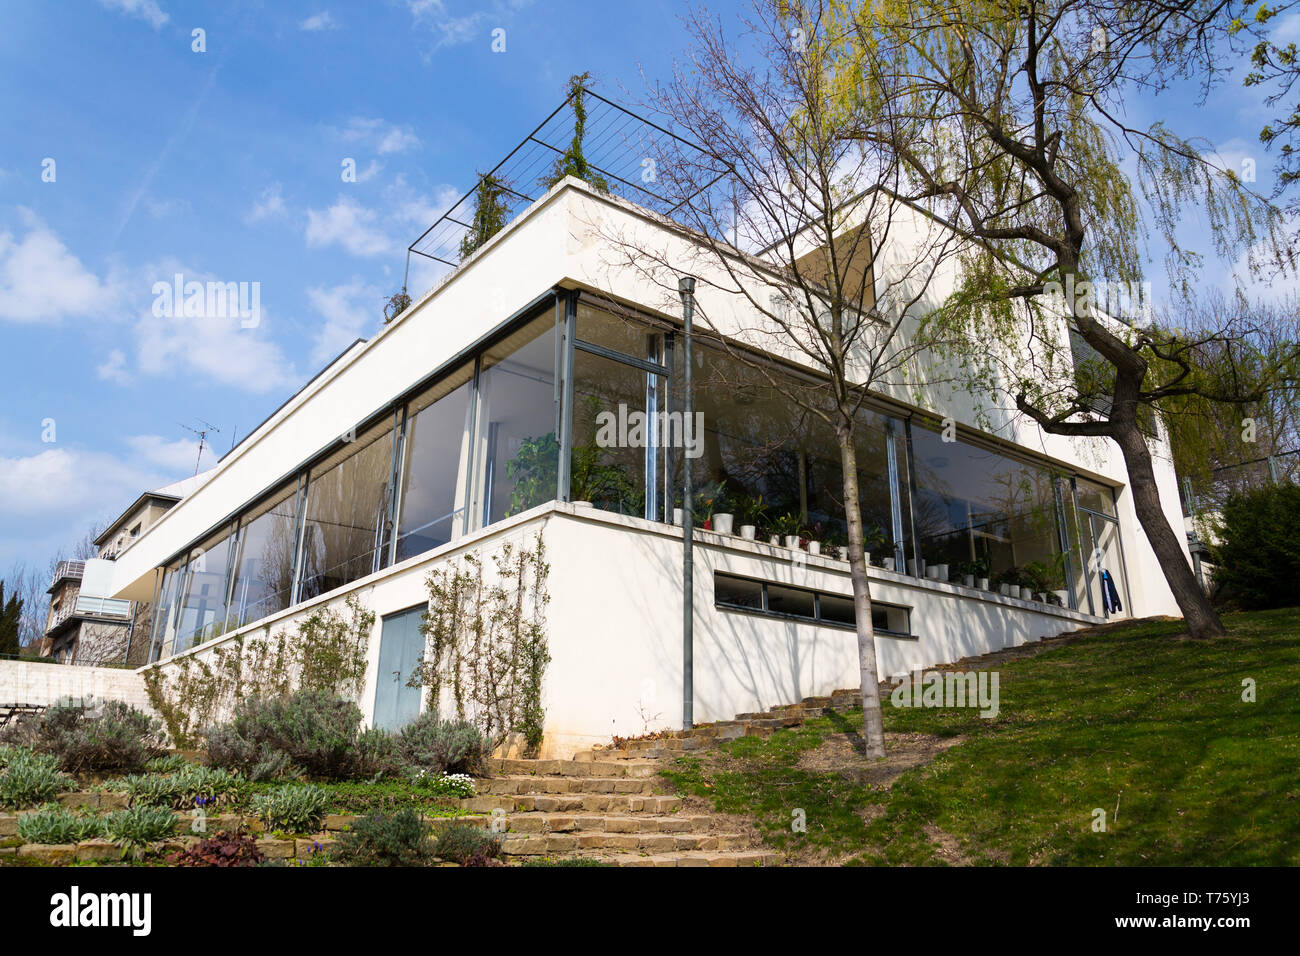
(732, 492), (768, 541)
(771, 512), (803, 550)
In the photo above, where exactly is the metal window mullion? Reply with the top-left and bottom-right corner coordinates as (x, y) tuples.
(382, 407), (405, 571)
(558, 290), (577, 502)
(886, 417), (906, 570)
(1052, 476), (1078, 611)
(903, 417), (922, 576)
(289, 473), (309, 607)
(462, 356), (482, 535)
(1071, 477), (1097, 616)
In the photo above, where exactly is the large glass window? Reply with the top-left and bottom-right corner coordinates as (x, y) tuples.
(299, 420), (397, 601)
(473, 317), (557, 526)
(571, 347), (653, 516)
(669, 335), (903, 559)
(227, 483), (299, 629)
(909, 423), (1069, 597)
(395, 365), (474, 561)
(148, 562), (183, 662)
(172, 529), (234, 654)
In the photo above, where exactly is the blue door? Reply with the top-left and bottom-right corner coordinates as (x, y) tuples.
(372, 605), (426, 732)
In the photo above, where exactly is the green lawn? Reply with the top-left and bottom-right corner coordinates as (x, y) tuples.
(660, 608), (1300, 866)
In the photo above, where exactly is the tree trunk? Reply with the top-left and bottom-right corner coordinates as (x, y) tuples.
(836, 415), (887, 758)
(1111, 416), (1227, 638)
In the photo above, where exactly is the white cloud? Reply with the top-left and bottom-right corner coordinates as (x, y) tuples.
(97, 348), (132, 385)
(299, 11), (337, 31)
(305, 196), (393, 257)
(245, 183), (287, 224)
(96, 0), (168, 29)
(125, 434), (216, 473)
(130, 261), (298, 393)
(406, 0), (487, 48)
(385, 176), (460, 228)
(305, 279), (381, 364)
(336, 117), (420, 155)
(0, 209), (111, 323)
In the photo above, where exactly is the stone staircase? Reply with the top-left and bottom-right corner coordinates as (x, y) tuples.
(487, 628), (1103, 866)
(476, 756), (775, 866)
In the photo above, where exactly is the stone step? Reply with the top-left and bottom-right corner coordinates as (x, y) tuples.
(478, 775), (657, 796)
(501, 831), (751, 855)
(460, 793), (682, 814)
(489, 758), (658, 778)
(600, 850), (779, 867)
(505, 813), (710, 835)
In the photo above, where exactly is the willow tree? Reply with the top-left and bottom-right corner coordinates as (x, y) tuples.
(601, 1), (964, 757)
(824, 0), (1295, 638)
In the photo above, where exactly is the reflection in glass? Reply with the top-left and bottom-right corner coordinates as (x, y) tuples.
(396, 366), (473, 561)
(571, 348), (651, 516)
(299, 421), (396, 601)
(227, 484), (299, 629)
(172, 530), (233, 654)
(475, 318), (557, 525)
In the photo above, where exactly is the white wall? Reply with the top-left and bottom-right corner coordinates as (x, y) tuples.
(147, 503), (1099, 758)
(0, 661), (155, 716)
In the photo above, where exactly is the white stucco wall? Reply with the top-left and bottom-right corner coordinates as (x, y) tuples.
(144, 503), (1100, 757)
(0, 660), (155, 716)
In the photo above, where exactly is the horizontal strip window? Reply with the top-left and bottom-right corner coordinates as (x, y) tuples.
(714, 572), (913, 638)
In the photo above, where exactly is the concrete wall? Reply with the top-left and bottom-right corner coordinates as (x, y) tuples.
(146, 503), (1098, 758)
(0, 660), (154, 716)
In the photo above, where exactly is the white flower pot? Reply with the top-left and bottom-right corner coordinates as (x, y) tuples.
(908, 559), (921, 576)
(673, 508), (684, 526)
(784, 535), (801, 550)
(1054, 589), (1069, 606)
(937, 563), (950, 581)
(963, 574), (975, 588)
(978, 578), (990, 591)
(713, 513), (734, 535)
(925, 565), (939, 580)
(740, 525), (756, 540)
(807, 541), (821, 556)
(999, 583), (1011, 596)
(883, 557), (896, 571)
(1020, 586), (1033, 600)
(769, 534), (780, 546)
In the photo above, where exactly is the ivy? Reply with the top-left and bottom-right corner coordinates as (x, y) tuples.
(411, 535), (551, 757)
(144, 596), (375, 748)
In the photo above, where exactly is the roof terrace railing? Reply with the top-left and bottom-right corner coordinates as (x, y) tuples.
(404, 86), (729, 280)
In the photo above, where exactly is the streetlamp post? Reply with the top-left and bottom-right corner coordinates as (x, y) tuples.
(679, 275), (696, 730)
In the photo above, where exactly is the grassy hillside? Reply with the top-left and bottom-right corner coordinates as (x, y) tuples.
(661, 608), (1300, 865)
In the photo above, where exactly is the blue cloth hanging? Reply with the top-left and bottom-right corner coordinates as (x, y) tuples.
(1100, 568), (1122, 614)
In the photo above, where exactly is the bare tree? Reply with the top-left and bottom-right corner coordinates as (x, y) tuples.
(594, 1), (965, 757)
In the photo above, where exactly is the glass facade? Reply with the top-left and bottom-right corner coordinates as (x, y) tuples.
(146, 292), (1133, 662)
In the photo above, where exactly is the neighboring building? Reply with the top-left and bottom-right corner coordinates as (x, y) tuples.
(83, 172), (1192, 757)
(40, 475), (211, 666)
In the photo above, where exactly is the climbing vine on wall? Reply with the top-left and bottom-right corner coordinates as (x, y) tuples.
(143, 596), (375, 747)
(411, 535), (551, 756)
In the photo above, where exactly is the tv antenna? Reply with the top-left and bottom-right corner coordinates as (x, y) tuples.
(177, 419), (221, 476)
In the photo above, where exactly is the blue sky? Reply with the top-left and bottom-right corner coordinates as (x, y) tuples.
(0, 0), (1293, 577)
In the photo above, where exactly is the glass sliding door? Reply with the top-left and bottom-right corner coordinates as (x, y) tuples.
(473, 316), (558, 527)
(394, 363), (475, 562)
(227, 482), (300, 630)
(172, 528), (235, 654)
(1073, 477), (1131, 618)
(298, 419), (398, 601)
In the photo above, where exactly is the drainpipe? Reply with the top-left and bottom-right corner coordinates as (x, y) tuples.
(679, 276), (696, 731)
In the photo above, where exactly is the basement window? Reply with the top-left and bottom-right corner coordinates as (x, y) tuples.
(713, 572), (913, 637)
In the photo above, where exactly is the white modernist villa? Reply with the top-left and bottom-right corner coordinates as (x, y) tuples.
(77, 174), (1191, 757)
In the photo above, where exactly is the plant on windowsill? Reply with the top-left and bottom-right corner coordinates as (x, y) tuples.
(731, 492), (769, 541)
(770, 512), (804, 549)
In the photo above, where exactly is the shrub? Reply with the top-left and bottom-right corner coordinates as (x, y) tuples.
(168, 829), (264, 867)
(409, 770), (476, 799)
(395, 714), (489, 776)
(121, 764), (243, 810)
(1211, 484), (1300, 610)
(0, 748), (73, 808)
(0, 699), (166, 774)
(334, 808), (431, 866)
(252, 784), (329, 834)
(17, 804), (105, 844)
(204, 690), (379, 780)
(103, 805), (178, 850)
(145, 753), (192, 774)
(433, 822), (502, 864)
